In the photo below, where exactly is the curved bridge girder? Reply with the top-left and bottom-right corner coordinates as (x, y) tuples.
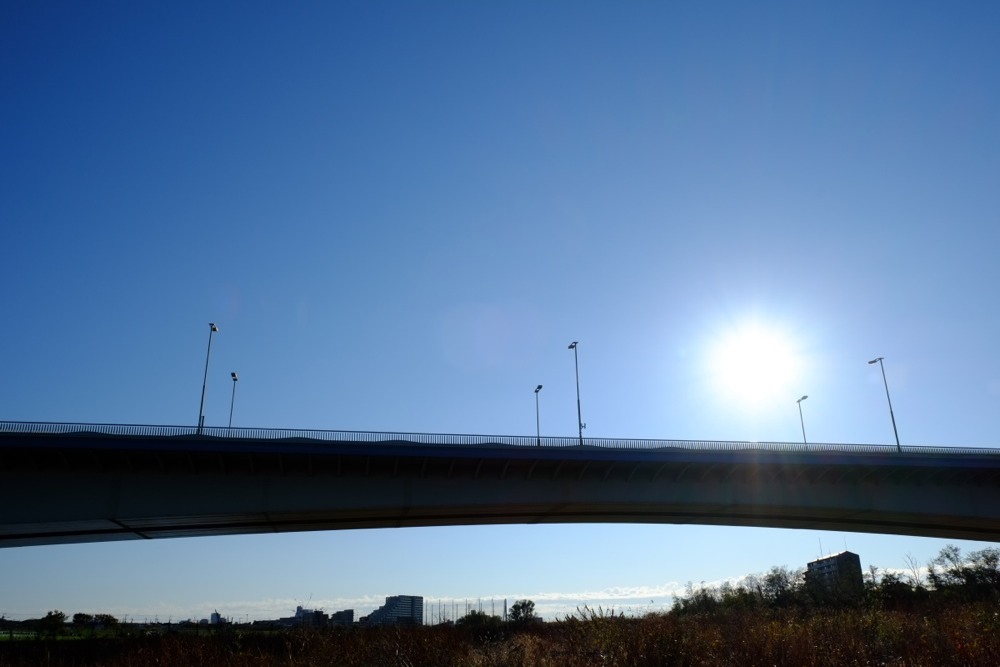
(2, 432), (999, 548)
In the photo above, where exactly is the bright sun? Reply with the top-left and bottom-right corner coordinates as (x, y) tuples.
(709, 322), (801, 408)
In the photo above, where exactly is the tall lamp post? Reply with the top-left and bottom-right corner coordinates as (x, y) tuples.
(796, 395), (809, 445)
(868, 356), (902, 452)
(534, 385), (543, 446)
(197, 322), (219, 434)
(229, 372), (239, 428)
(568, 341), (584, 446)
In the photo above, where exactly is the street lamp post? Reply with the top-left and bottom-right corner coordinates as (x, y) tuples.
(534, 385), (543, 446)
(796, 395), (808, 445)
(869, 356), (902, 452)
(568, 341), (584, 446)
(197, 322), (219, 434)
(229, 372), (239, 429)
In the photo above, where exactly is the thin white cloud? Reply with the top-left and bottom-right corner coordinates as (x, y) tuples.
(5, 584), (694, 622)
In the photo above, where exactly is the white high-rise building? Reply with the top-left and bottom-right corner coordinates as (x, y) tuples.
(360, 595), (424, 626)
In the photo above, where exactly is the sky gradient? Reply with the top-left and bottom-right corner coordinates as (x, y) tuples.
(2, 1), (999, 622)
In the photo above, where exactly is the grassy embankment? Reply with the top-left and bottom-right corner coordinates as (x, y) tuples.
(2, 603), (999, 666)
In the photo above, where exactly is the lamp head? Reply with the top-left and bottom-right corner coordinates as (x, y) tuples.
(231, 372), (238, 381)
(535, 384), (542, 393)
(797, 395), (808, 403)
(209, 323), (219, 332)
(868, 357), (882, 365)
(568, 341), (578, 350)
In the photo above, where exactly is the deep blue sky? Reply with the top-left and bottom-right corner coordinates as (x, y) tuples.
(2, 1), (999, 621)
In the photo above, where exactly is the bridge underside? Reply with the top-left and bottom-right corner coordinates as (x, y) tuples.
(2, 434), (999, 547)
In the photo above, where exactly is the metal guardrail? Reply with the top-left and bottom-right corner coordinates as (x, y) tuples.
(1, 421), (998, 456)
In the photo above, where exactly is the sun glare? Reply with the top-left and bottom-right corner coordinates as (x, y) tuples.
(709, 323), (801, 409)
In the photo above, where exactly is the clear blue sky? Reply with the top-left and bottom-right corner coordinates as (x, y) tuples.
(2, 1), (999, 622)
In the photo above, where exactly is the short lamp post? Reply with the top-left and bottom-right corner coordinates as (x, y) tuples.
(197, 322), (219, 434)
(229, 372), (239, 429)
(869, 356), (902, 452)
(796, 395), (808, 445)
(534, 384), (543, 446)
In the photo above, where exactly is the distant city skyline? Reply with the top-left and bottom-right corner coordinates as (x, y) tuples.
(0, 539), (971, 622)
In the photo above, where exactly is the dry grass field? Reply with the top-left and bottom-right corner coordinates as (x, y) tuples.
(2, 603), (999, 667)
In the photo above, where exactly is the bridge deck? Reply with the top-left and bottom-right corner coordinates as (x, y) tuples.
(2, 423), (999, 547)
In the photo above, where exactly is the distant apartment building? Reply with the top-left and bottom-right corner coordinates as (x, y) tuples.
(805, 551), (863, 597)
(360, 595), (424, 626)
(329, 609), (354, 627)
(277, 606), (329, 627)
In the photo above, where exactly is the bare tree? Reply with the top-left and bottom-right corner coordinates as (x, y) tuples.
(903, 553), (924, 588)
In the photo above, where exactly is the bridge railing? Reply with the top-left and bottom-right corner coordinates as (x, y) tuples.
(2, 421), (998, 456)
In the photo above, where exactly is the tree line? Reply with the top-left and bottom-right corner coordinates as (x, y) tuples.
(1, 601), (539, 639)
(671, 544), (1000, 615)
(1, 611), (120, 639)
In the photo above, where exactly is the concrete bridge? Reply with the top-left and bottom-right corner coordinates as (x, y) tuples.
(1, 422), (998, 548)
